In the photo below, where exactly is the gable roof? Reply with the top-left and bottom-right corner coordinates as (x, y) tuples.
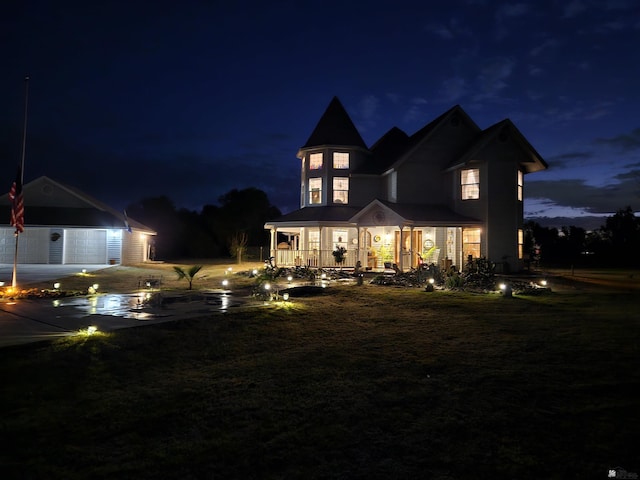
(446, 119), (548, 173)
(299, 96), (367, 152)
(0, 176), (155, 233)
(350, 199), (481, 226)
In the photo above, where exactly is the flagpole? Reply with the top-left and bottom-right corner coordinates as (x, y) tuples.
(11, 76), (29, 289)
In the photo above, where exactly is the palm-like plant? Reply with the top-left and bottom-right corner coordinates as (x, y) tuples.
(173, 265), (202, 290)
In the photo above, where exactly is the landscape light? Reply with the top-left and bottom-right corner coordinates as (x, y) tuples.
(287, 275), (293, 283)
(252, 269), (258, 275)
(53, 282), (60, 290)
(227, 267), (232, 272)
(540, 279), (548, 286)
(283, 292), (290, 301)
(264, 283), (271, 291)
(93, 283), (99, 290)
(87, 326), (97, 335)
(222, 279), (229, 288)
(82, 269), (87, 274)
(499, 283), (506, 290)
(429, 278), (435, 284)
(321, 273), (326, 279)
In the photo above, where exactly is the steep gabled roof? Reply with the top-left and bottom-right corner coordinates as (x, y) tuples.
(365, 105), (481, 174)
(353, 127), (410, 175)
(299, 96), (367, 151)
(0, 176), (155, 232)
(446, 119), (548, 173)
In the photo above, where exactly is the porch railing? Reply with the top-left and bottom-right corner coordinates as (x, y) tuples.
(274, 249), (359, 269)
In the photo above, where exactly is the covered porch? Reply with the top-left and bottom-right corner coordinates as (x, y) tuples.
(267, 224), (474, 273)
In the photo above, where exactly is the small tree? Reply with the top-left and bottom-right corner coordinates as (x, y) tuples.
(173, 265), (202, 290)
(229, 232), (249, 264)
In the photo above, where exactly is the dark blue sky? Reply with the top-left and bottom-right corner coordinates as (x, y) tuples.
(2, 0), (639, 228)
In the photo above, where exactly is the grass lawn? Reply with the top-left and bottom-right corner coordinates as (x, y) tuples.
(1, 267), (639, 479)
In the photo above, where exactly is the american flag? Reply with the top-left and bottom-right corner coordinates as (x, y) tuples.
(9, 166), (24, 233)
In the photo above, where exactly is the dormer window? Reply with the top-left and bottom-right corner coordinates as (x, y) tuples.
(461, 168), (480, 200)
(309, 178), (322, 204)
(309, 153), (323, 170)
(333, 177), (349, 204)
(333, 152), (349, 169)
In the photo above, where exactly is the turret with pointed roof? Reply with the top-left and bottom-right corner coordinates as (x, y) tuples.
(299, 96), (367, 151)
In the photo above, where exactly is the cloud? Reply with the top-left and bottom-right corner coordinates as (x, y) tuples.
(526, 176), (640, 214)
(547, 151), (594, 168)
(530, 39), (559, 57)
(563, 0), (588, 18)
(594, 128), (640, 151)
(438, 76), (468, 103)
(424, 18), (472, 41)
(402, 97), (430, 124)
(473, 57), (516, 101)
(495, 3), (530, 19)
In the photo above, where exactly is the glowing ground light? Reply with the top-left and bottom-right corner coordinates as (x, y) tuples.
(282, 292), (290, 301)
(53, 282), (60, 289)
(540, 279), (548, 286)
(222, 279), (229, 288)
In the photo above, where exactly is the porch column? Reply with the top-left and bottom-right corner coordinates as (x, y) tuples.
(270, 228), (277, 264)
(409, 225), (414, 269)
(398, 224), (404, 272)
(318, 226), (323, 268)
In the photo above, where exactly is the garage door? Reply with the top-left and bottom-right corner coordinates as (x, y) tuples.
(63, 229), (107, 264)
(0, 228), (49, 264)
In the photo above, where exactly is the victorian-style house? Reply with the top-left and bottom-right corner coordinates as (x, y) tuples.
(265, 97), (547, 273)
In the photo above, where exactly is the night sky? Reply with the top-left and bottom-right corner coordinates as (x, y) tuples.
(2, 0), (639, 229)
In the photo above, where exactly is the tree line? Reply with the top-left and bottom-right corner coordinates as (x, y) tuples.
(125, 187), (280, 261)
(525, 206), (640, 268)
(127, 190), (638, 269)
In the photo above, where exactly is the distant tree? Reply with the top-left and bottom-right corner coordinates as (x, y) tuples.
(126, 196), (184, 260)
(229, 232), (249, 264)
(218, 188), (281, 245)
(599, 206), (640, 266)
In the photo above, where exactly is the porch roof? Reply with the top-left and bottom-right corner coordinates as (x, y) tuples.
(265, 206), (361, 228)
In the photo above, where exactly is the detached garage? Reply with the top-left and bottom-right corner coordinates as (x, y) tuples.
(0, 176), (155, 265)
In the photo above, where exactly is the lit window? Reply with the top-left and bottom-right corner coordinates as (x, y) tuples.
(309, 178), (322, 204)
(517, 170), (523, 201)
(309, 153), (323, 170)
(308, 230), (320, 252)
(463, 228), (481, 259)
(461, 168), (480, 200)
(518, 229), (524, 259)
(333, 152), (349, 169)
(333, 177), (349, 204)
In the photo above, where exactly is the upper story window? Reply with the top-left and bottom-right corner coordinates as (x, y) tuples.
(333, 177), (349, 204)
(461, 168), (480, 200)
(517, 170), (523, 201)
(309, 177), (322, 204)
(333, 152), (349, 169)
(309, 153), (323, 170)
